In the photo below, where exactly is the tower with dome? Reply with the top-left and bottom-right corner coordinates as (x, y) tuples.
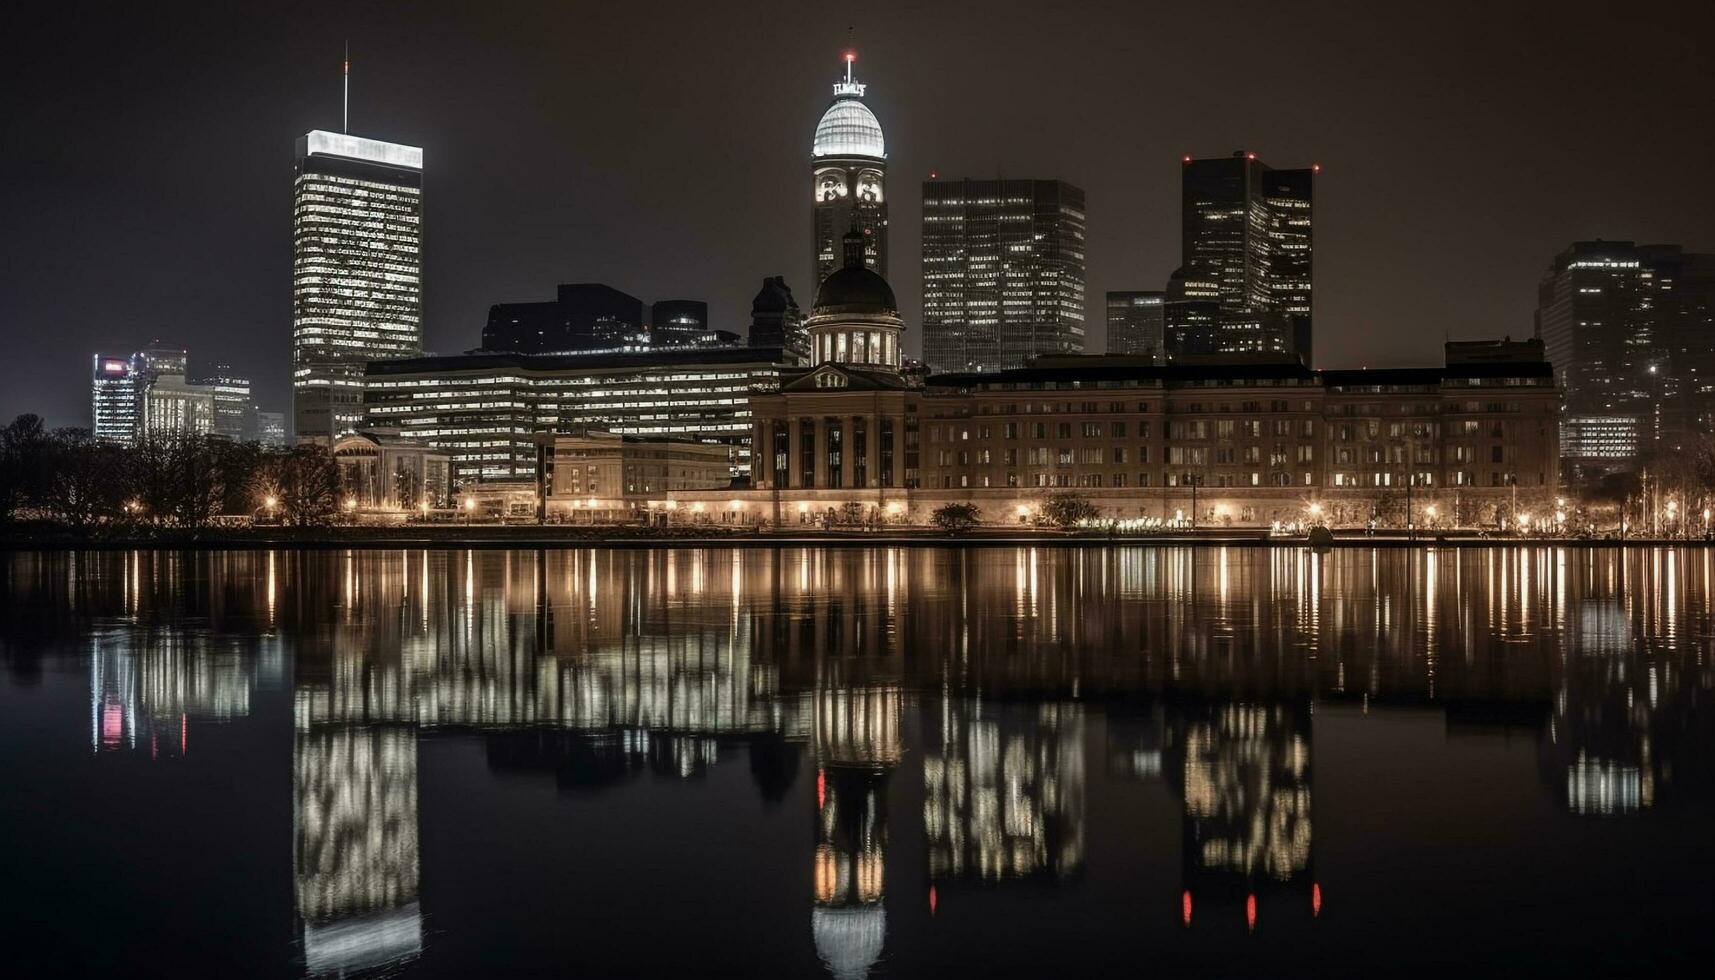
(811, 52), (887, 288)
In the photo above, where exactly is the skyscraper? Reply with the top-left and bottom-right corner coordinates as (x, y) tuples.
(195, 363), (254, 440)
(1535, 241), (1715, 478)
(649, 299), (709, 345)
(91, 355), (138, 446)
(811, 53), (887, 287)
(483, 283), (645, 353)
(748, 276), (807, 364)
(920, 178), (1086, 373)
(292, 130), (424, 444)
(1105, 291), (1165, 359)
(1169, 152), (1314, 363)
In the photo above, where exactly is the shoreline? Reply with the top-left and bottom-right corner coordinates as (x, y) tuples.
(1, 527), (1707, 551)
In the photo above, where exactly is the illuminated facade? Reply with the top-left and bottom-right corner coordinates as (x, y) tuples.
(744, 340), (1559, 527)
(362, 346), (785, 483)
(1106, 291), (1165, 359)
(292, 130), (424, 445)
(812, 54), (887, 287)
(140, 373), (215, 438)
(330, 429), (453, 512)
(541, 429), (734, 521)
(1534, 241), (1715, 479)
(91, 354), (138, 445)
(920, 178), (1087, 373)
(194, 363), (254, 440)
(1170, 152), (1314, 363)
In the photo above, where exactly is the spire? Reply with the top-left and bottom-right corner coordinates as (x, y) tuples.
(341, 41), (350, 133)
(833, 50), (865, 98)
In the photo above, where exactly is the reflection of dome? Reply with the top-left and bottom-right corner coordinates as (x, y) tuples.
(813, 98), (886, 160)
(811, 904), (886, 980)
(813, 265), (897, 317)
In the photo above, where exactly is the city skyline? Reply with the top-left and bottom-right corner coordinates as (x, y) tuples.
(4, 1), (1714, 429)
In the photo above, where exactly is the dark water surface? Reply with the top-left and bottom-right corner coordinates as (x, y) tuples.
(2, 546), (1711, 977)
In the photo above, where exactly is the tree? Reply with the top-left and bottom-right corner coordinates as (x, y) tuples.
(259, 445), (341, 526)
(0, 414), (50, 523)
(40, 428), (128, 529)
(930, 502), (981, 533)
(1036, 492), (1099, 529)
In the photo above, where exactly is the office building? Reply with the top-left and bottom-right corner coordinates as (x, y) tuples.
(1106, 291), (1165, 359)
(749, 276), (808, 364)
(292, 130), (424, 444)
(921, 178), (1087, 373)
(91, 355), (139, 446)
(540, 429), (734, 521)
(483, 283), (645, 354)
(650, 299), (708, 344)
(811, 53), (887, 286)
(195, 363), (254, 440)
(131, 345), (188, 385)
(256, 411), (288, 448)
(140, 374), (215, 438)
(1169, 152), (1314, 362)
(362, 346), (785, 484)
(1536, 241), (1715, 479)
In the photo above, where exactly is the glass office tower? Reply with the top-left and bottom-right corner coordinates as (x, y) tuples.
(292, 130), (423, 444)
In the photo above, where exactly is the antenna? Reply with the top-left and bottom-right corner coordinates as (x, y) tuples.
(342, 41), (350, 133)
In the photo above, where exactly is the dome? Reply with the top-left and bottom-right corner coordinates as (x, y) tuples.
(812, 905), (886, 980)
(813, 265), (896, 316)
(813, 98), (886, 160)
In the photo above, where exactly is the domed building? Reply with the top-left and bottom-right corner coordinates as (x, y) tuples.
(748, 226), (917, 522)
(811, 53), (887, 289)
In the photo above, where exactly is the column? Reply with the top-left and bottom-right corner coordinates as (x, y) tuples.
(813, 418), (828, 489)
(788, 417), (804, 489)
(864, 413), (880, 490)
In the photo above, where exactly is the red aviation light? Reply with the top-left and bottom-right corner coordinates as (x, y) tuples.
(1312, 163), (1322, 173)
(1181, 890), (1193, 925)
(1246, 893), (1257, 931)
(845, 51), (856, 63)
(1182, 155), (1192, 164)
(1246, 152), (1257, 160)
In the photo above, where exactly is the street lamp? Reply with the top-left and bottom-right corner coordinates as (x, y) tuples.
(463, 496), (476, 524)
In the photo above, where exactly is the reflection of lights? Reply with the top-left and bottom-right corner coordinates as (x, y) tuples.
(1182, 890), (1193, 926)
(1312, 882), (1322, 917)
(1246, 893), (1257, 931)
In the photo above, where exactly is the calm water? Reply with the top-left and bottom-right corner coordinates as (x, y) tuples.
(2, 546), (1712, 977)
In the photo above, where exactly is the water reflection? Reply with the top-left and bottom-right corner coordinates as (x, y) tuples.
(3, 545), (1714, 976)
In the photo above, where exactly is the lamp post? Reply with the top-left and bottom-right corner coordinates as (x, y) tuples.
(464, 496), (476, 525)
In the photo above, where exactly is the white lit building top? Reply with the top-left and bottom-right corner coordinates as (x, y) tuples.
(812, 58), (885, 160)
(301, 130), (423, 170)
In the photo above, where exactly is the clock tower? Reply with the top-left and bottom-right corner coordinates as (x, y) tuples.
(811, 53), (887, 289)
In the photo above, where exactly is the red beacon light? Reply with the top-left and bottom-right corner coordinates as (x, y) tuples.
(1312, 163), (1322, 173)
(1182, 155), (1192, 164)
(1246, 151), (1257, 160)
(845, 51), (856, 63)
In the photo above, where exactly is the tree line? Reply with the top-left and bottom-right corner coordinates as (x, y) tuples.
(0, 414), (343, 532)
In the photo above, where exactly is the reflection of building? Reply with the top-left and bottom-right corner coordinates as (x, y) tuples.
(923, 700), (1086, 881)
(331, 429), (453, 512)
(812, 53), (887, 287)
(1166, 701), (1313, 930)
(363, 346), (784, 483)
(921, 178), (1087, 374)
(292, 130), (424, 444)
(293, 712), (422, 975)
(89, 632), (256, 755)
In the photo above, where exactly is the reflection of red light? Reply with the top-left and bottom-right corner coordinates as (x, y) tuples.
(1312, 882), (1322, 917)
(929, 886), (938, 915)
(1246, 893), (1257, 930)
(102, 702), (122, 747)
(816, 768), (826, 810)
(1181, 890), (1192, 926)
(180, 713), (187, 755)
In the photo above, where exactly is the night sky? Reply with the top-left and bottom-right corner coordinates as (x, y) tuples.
(4, 0), (1712, 428)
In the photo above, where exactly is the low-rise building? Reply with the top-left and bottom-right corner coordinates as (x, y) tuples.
(362, 346), (784, 485)
(331, 429), (452, 515)
(541, 429), (735, 522)
(735, 343), (1559, 529)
